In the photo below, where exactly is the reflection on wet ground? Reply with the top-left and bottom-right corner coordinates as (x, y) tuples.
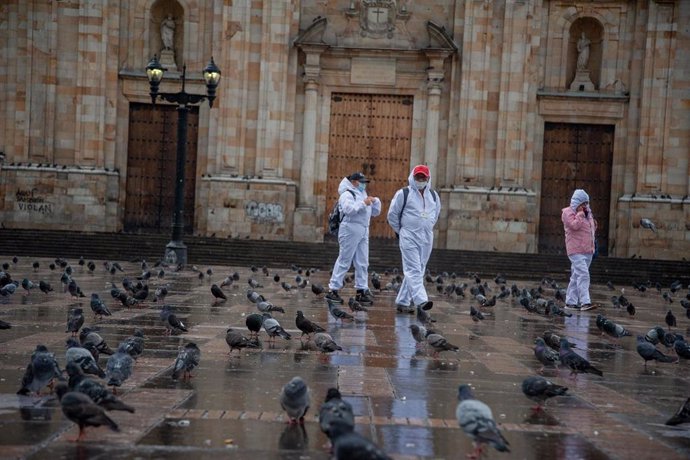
(0, 255), (689, 459)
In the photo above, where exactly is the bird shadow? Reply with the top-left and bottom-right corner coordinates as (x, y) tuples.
(278, 423), (309, 450)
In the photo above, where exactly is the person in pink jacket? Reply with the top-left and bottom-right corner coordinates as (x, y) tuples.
(562, 189), (597, 311)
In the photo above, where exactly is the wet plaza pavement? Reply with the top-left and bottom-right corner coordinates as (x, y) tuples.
(0, 254), (689, 459)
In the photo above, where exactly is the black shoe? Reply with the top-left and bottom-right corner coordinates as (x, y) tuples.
(396, 304), (415, 314)
(356, 289), (374, 305)
(419, 301), (433, 311)
(325, 290), (343, 304)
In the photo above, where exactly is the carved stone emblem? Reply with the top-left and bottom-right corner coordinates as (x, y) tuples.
(360, 0), (396, 38)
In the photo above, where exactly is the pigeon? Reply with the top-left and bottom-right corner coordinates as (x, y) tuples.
(665, 398), (690, 426)
(172, 342), (201, 381)
(211, 284), (227, 302)
(17, 345), (62, 396)
(0, 319), (11, 329)
(39, 280), (53, 294)
(329, 418), (391, 460)
(66, 338), (106, 378)
(68, 279), (85, 298)
(246, 289), (265, 304)
(245, 313), (264, 338)
(521, 376), (568, 411)
(21, 278), (35, 294)
(79, 327), (114, 356)
(312, 332), (342, 353)
(0, 282), (17, 296)
(319, 388), (355, 439)
(327, 299), (354, 322)
(66, 308), (85, 337)
(636, 336), (677, 366)
(348, 297), (368, 313)
(426, 331), (459, 357)
(280, 376), (311, 425)
(645, 326), (667, 346)
(600, 316), (632, 339)
(262, 313), (292, 342)
(225, 328), (261, 353)
(32, 261), (40, 272)
(311, 283), (325, 297)
(295, 310), (325, 338)
(470, 306), (485, 322)
(248, 278), (263, 289)
(665, 310), (677, 330)
(416, 304), (436, 325)
(55, 382), (120, 442)
(160, 305), (188, 335)
(257, 300), (285, 314)
(542, 331), (575, 351)
(559, 338), (603, 378)
(640, 218), (657, 233)
(119, 328), (146, 360)
(106, 345), (134, 394)
(89, 293), (112, 318)
(66, 362), (134, 413)
(456, 384), (510, 457)
(153, 285), (168, 302)
(674, 339), (690, 360)
(409, 324), (428, 348)
(534, 338), (559, 373)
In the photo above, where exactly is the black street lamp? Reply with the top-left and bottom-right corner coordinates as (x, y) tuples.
(146, 55), (221, 266)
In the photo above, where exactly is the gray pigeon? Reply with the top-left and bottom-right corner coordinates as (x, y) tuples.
(55, 382), (119, 442)
(330, 418), (391, 460)
(636, 335), (677, 366)
(119, 328), (146, 360)
(640, 218), (657, 233)
(66, 361), (134, 413)
(409, 324), (428, 348)
(225, 327), (261, 353)
(470, 305), (485, 322)
(534, 338), (559, 373)
(262, 313), (292, 342)
(426, 331), (459, 357)
(327, 299), (354, 322)
(674, 339), (690, 360)
(319, 388), (355, 439)
(106, 344), (134, 394)
(521, 376), (568, 411)
(312, 332), (342, 353)
(66, 307), (85, 337)
(79, 327), (114, 356)
(456, 384), (510, 457)
(559, 338), (603, 378)
(280, 376), (311, 425)
(66, 338), (106, 378)
(160, 305), (188, 335)
(666, 398), (690, 426)
(257, 300), (285, 314)
(172, 342), (201, 381)
(89, 293), (112, 318)
(416, 304), (436, 325)
(17, 345), (62, 395)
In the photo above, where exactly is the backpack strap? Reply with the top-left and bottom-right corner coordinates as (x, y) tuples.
(339, 190), (356, 222)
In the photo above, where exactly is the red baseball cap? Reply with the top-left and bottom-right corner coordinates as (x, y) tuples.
(412, 165), (430, 178)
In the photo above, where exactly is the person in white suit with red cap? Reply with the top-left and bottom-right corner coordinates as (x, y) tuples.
(387, 165), (441, 313)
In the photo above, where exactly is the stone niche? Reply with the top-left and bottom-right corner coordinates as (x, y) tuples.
(197, 177), (297, 240)
(0, 166), (119, 232)
(443, 187), (538, 253)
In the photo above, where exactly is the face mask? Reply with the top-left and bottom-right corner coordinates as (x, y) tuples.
(415, 180), (428, 190)
(357, 183), (366, 192)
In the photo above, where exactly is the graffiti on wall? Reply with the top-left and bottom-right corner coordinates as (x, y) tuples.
(15, 188), (53, 215)
(244, 201), (284, 223)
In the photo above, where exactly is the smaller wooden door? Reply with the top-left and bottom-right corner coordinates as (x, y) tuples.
(125, 103), (198, 234)
(326, 93), (413, 239)
(539, 123), (613, 255)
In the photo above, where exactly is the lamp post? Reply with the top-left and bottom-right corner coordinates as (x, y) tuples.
(146, 55), (221, 267)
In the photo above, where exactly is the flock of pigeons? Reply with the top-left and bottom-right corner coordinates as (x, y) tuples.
(1, 254), (690, 458)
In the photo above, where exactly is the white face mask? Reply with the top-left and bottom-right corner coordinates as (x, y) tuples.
(415, 180), (428, 190)
(357, 183), (366, 192)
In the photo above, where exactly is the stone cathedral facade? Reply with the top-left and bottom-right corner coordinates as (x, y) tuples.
(0, 1), (688, 260)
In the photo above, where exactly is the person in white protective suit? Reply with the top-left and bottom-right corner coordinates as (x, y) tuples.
(387, 165), (441, 313)
(326, 172), (382, 305)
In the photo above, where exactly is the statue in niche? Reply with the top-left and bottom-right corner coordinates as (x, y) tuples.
(576, 32), (591, 71)
(161, 14), (175, 51)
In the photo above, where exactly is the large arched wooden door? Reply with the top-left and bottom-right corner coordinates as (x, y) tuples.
(538, 122), (613, 254)
(124, 103), (198, 234)
(326, 93), (413, 239)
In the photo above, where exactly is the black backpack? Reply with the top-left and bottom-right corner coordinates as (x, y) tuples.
(327, 190), (356, 236)
(396, 186), (438, 236)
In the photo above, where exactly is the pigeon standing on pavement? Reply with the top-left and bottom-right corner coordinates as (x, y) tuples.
(39, 280), (53, 294)
(426, 331), (459, 357)
(559, 338), (603, 378)
(211, 284), (227, 302)
(245, 313), (264, 338)
(456, 384), (510, 458)
(312, 332), (342, 353)
(470, 306), (485, 322)
(319, 388), (355, 440)
(89, 293), (112, 318)
(55, 382), (120, 442)
(521, 376), (568, 411)
(172, 342), (201, 381)
(66, 338), (106, 378)
(66, 307), (85, 337)
(636, 335), (677, 366)
(665, 310), (677, 330)
(79, 327), (114, 356)
(280, 376), (311, 425)
(262, 313), (292, 342)
(225, 327), (261, 353)
(257, 300), (286, 314)
(327, 299), (354, 322)
(160, 305), (188, 335)
(119, 328), (146, 360)
(409, 324), (428, 348)
(17, 345), (62, 396)
(66, 362), (135, 413)
(106, 344), (134, 394)
(295, 310), (325, 339)
(534, 338), (560, 373)
(329, 418), (391, 460)
(674, 339), (690, 360)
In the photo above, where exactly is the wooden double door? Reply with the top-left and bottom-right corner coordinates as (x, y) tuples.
(124, 103), (198, 234)
(326, 93), (413, 239)
(538, 122), (614, 255)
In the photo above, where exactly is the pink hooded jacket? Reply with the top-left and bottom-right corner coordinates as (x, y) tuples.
(562, 189), (597, 256)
